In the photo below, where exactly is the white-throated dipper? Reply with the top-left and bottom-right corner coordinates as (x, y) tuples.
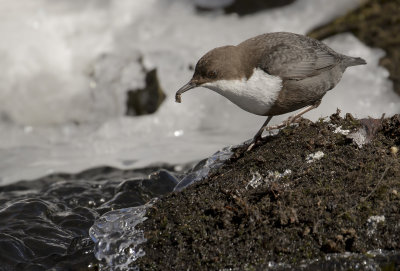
(176, 32), (366, 147)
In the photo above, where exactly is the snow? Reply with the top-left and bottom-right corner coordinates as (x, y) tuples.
(332, 125), (351, 136)
(306, 151), (325, 163)
(246, 169), (292, 189)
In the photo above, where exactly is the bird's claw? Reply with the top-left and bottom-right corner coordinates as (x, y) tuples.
(283, 115), (299, 126)
(246, 142), (256, 152)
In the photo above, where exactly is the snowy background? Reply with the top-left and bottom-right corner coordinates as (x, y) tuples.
(0, 0), (399, 184)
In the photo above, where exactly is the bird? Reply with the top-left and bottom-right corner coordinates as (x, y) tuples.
(175, 32), (366, 148)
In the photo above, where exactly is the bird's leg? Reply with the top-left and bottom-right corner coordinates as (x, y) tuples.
(247, 100), (321, 151)
(247, 116), (273, 151)
(288, 99), (321, 123)
(253, 116), (273, 141)
(265, 100), (322, 131)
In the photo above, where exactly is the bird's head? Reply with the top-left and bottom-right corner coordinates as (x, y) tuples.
(175, 45), (243, 103)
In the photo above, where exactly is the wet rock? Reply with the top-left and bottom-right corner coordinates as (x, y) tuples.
(224, 0), (296, 15)
(196, 0), (296, 16)
(126, 68), (166, 116)
(104, 170), (178, 209)
(89, 52), (166, 118)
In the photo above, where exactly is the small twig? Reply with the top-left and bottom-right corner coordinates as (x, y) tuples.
(337, 167), (389, 218)
(361, 167), (388, 203)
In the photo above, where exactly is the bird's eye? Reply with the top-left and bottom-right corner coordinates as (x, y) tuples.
(208, 71), (217, 79)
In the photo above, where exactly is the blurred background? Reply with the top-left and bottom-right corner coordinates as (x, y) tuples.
(0, 0), (399, 184)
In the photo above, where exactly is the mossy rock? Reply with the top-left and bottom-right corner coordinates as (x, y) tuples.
(136, 114), (400, 270)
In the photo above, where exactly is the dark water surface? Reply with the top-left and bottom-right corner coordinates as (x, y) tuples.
(0, 166), (182, 271)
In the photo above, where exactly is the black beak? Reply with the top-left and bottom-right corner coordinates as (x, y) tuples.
(175, 81), (197, 103)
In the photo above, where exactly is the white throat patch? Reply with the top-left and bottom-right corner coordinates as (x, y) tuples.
(202, 68), (282, 115)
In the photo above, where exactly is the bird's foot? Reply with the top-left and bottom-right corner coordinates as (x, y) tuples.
(246, 115), (302, 152)
(246, 135), (263, 152)
(283, 115), (302, 126)
(246, 139), (258, 152)
(265, 115), (301, 131)
(246, 142), (256, 152)
(285, 116), (294, 125)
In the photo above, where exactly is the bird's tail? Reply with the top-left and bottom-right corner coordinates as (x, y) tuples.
(343, 56), (367, 67)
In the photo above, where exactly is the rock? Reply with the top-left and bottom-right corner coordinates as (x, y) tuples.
(136, 114), (400, 270)
(196, 0), (297, 16)
(126, 68), (166, 116)
(88, 52), (166, 117)
(224, 0), (296, 15)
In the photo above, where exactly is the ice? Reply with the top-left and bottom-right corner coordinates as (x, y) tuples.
(89, 199), (157, 271)
(174, 145), (233, 191)
(1, 0), (399, 184)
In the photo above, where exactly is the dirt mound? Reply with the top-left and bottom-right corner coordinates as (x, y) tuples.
(137, 113), (400, 270)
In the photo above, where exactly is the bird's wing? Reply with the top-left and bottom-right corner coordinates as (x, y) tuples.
(258, 44), (338, 80)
